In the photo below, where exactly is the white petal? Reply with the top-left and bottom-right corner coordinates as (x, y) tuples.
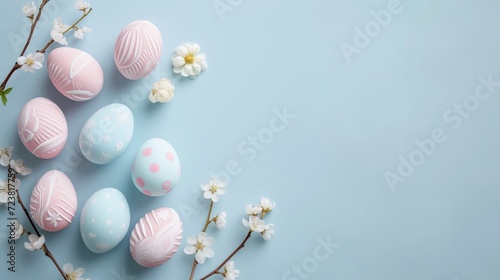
(148, 92), (157, 103)
(63, 263), (74, 274)
(172, 56), (185, 68)
(197, 232), (207, 240)
(176, 46), (188, 57)
(204, 236), (215, 246)
(74, 267), (85, 276)
(195, 251), (206, 264)
(33, 52), (44, 63)
(184, 245), (197, 255)
(184, 43), (193, 53)
(192, 43), (200, 54)
(199, 61), (208, 71)
(32, 61), (43, 70)
(203, 246), (214, 258)
(187, 236), (197, 245)
(173, 67), (184, 74)
(16, 57), (27, 65)
(242, 218), (249, 227)
(181, 66), (191, 77)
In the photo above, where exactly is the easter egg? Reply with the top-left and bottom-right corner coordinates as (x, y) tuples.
(114, 20), (162, 80)
(29, 170), (77, 232)
(18, 97), (68, 159)
(131, 138), (181, 196)
(47, 47), (103, 101)
(130, 207), (183, 267)
(80, 188), (130, 254)
(79, 103), (134, 164)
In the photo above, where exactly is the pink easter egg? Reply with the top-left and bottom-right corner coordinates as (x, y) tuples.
(114, 20), (162, 80)
(30, 170), (78, 232)
(130, 208), (183, 267)
(18, 97), (68, 159)
(47, 47), (103, 101)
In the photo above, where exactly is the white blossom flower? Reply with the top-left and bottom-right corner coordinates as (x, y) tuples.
(215, 212), (227, 229)
(183, 232), (215, 264)
(24, 234), (45, 251)
(63, 263), (86, 280)
(172, 43), (207, 79)
(242, 215), (266, 233)
(0, 146), (13, 166)
(22, 2), (37, 18)
(14, 220), (24, 240)
(10, 159), (32, 176)
(17, 52), (44, 73)
(74, 27), (91, 39)
(262, 224), (275, 241)
(246, 205), (262, 216)
(223, 261), (240, 280)
(260, 197), (275, 212)
(149, 78), (175, 103)
(201, 177), (226, 202)
(51, 30), (68, 45)
(53, 18), (70, 33)
(0, 178), (20, 204)
(74, 0), (90, 11)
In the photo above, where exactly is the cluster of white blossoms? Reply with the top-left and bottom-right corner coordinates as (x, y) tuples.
(243, 197), (275, 240)
(149, 42), (208, 103)
(17, 0), (92, 73)
(184, 177), (275, 279)
(51, 0), (92, 45)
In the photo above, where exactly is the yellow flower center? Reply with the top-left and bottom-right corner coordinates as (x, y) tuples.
(26, 58), (34, 67)
(185, 54), (194, 64)
(210, 184), (218, 194)
(195, 241), (204, 251)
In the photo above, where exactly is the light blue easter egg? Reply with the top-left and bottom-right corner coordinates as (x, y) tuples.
(79, 103), (134, 164)
(80, 188), (130, 253)
(131, 138), (181, 196)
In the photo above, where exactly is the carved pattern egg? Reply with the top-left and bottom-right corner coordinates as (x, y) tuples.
(47, 47), (103, 101)
(130, 207), (183, 267)
(18, 97), (68, 159)
(29, 170), (77, 232)
(114, 20), (162, 80)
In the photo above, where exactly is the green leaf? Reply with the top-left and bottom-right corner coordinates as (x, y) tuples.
(3, 87), (12, 95)
(1, 94), (7, 106)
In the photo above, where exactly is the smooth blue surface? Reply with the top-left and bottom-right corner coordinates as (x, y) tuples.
(1, 0), (500, 279)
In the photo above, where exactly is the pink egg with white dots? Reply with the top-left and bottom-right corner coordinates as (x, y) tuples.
(131, 138), (181, 196)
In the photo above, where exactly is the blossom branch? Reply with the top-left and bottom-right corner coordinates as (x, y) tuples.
(38, 7), (92, 54)
(0, 0), (48, 92)
(200, 231), (252, 280)
(0, 1), (92, 106)
(10, 168), (68, 280)
(188, 200), (215, 280)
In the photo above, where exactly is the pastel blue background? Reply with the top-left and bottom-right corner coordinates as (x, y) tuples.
(1, 0), (500, 279)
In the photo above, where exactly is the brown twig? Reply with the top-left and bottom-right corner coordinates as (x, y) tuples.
(200, 231), (253, 280)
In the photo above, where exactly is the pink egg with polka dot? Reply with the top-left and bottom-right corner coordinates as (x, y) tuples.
(131, 138), (181, 196)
